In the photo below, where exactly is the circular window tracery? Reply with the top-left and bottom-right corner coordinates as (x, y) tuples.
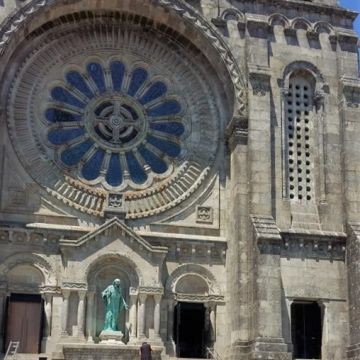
(6, 16), (224, 218)
(46, 61), (185, 188)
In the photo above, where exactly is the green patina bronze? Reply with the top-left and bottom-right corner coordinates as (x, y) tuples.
(102, 279), (129, 331)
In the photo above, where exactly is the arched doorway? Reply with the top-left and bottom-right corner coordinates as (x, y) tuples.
(173, 274), (212, 359)
(5, 264), (44, 354)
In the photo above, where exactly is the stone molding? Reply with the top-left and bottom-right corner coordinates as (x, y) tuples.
(249, 67), (272, 97)
(138, 286), (164, 295)
(226, 115), (248, 151)
(281, 229), (346, 261)
(62, 282), (88, 290)
(60, 217), (168, 257)
(341, 76), (360, 110)
(252, 216), (346, 260)
(174, 294), (225, 304)
(213, 7), (355, 50)
(251, 215), (282, 243)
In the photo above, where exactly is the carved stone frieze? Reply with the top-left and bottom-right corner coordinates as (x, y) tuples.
(249, 69), (271, 97)
(174, 294), (225, 303)
(196, 206), (213, 224)
(62, 282), (87, 290)
(341, 77), (360, 109)
(138, 286), (164, 295)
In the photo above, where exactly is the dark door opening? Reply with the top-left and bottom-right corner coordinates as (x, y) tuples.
(174, 302), (206, 358)
(5, 294), (43, 354)
(291, 301), (322, 359)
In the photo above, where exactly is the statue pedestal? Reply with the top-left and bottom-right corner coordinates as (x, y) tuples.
(99, 330), (124, 344)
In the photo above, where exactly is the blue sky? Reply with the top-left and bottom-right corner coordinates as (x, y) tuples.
(340, 0), (360, 35)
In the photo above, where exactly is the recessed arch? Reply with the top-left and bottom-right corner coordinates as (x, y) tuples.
(166, 263), (221, 296)
(85, 253), (143, 288)
(0, 252), (55, 286)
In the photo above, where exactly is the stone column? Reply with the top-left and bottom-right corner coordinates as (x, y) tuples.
(61, 289), (70, 336)
(77, 290), (86, 339)
(167, 299), (175, 342)
(129, 293), (138, 342)
(226, 117), (252, 358)
(137, 293), (147, 339)
(209, 303), (216, 342)
(86, 291), (95, 343)
(153, 294), (162, 340)
(0, 288), (6, 353)
(43, 293), (53, 338)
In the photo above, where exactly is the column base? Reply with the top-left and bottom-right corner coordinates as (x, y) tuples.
(227, 340), (253, 360)
(252, 337), (292, 360)
(165, 339), (176, 357)
(347, 343), (360, 359)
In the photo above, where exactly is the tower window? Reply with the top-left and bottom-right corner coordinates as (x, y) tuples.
(285, 74), (314, 201)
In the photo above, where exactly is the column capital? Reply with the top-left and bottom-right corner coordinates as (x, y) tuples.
(138, 293), (148, 303)
(78, 290), (87, 300)
(61, 289), (71, 298)
(86, 290), (95, 300)
(154, 293), (162, 303)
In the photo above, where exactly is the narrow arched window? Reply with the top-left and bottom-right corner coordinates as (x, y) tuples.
(285, 72), (315, 201)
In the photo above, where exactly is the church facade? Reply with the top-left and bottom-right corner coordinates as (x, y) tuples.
(0, 0), (359, 359)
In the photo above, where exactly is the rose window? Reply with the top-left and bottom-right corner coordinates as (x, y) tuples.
(45, 61), (185, 188)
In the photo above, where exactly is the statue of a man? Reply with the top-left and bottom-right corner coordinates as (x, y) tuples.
(102, 278), (129, 332)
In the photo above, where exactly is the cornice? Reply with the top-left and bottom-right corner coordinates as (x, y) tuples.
(250, 0), (357, 21)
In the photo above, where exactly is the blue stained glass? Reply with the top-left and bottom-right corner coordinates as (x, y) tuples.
(146, 135), (181, 158)
(110, 61), (125, 92)
(66, 71), (94, 99)
(48, 128), (85, 145)
(147, 100), (181, 117)
(150, 122), (185, 136)
(125, 152), (147, 184)
(139, 81), (167, 105)
(45, 108), (82, 123)
(138, 145), (168, 174)
(51, 87), (86, 108)
(87, 62), (106, 93)
(60, 139), (94, 166)
(106, 153), (123, 186)
(81, 149), (105, 180)
(128, 68), (148, 97)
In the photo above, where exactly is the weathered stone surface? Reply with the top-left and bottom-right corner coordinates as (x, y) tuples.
(0, 0), (358, 359)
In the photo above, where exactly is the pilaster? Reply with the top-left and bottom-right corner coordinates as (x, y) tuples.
(85, 291), (95, 343)
(0, 284), (6, 354)
(226, 116), (253, 360)
(61, 289), (71, 336)
(251, 216), (292, 360)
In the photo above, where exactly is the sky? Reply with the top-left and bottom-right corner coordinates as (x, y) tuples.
(340, 0), (360, 35)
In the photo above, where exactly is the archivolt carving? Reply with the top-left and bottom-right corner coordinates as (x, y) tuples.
(85, 253), (143, 288)
(268, 13), (290, 28)
(165, 263), (221, 295)
(0, 252), (55, 285)
(0, 0), (246, 117)
(221, 8), (245, 22)
(291, 17), (312, 31)
(281, 61), (325, 91)
(314, 21), (334, 35)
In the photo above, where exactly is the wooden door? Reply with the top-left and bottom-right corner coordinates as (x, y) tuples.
(5, 295), (42, 353)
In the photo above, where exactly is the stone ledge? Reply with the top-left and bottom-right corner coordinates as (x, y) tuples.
(62, 343), (163, 360)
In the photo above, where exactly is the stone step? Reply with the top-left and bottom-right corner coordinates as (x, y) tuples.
(6, 354), (48, 360)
